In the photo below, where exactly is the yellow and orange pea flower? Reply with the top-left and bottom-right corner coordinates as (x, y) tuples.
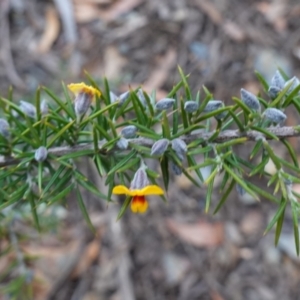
(112, 184), (164, 213)
(67, 82), (101, 99)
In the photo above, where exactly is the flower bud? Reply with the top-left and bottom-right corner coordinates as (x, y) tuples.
(40, 100), (48, 116)
(203, 100), (224, 112)
(137, 89), (147, 107)
(0, 118), (10, 138)
(171, 161), (182, 176)
(155, 98), (175, 111)
(215, 111), (227, 120)
(151, 138), (169, 156)
(116, 137), (129, 150)
(119, 91), (130, 105)
(271, 70), (285, 89)
(130, 168), (149, 189)
(171, 138), (187, 161)
(74, 92), (92, 117)
(110, 91), (118, 103)
(20, 101), (36, 118)
(110, 91), (130, 106)
(268, 86), (281, 99)
(184, 101), (199, 113)
(285, 76), (300, 95)
(35, 146), (48, 162)
(240, 89), (260, 111)
(121, 125), (137, 138)
(236, 183), (246, 196)
(263, 108), (286, 124)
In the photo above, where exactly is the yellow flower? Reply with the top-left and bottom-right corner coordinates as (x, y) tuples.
(68, 82), (101, 98)
(112, 168), (164, 214)
(68, 83), (101, 118)
(113, 184), (164, 213)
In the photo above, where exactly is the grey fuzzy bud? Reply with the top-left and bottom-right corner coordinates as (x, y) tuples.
(184, 101), (199, 113)
(151, 138), (169, 156)
(263, 108), (286, 124)
(110, 91), (118, 103)
(271, 70), (285, 89)
(203, 100), (224, 113)
(285, 76), (300, 95)
(155, 98), (175, 111)
(171, 161), (182, 176)
(0, 118), (10, 138)
(40, 100), (48, 116)
(130, 168), (149, 189)
(215, 111), (227, 120)
(268, 86), (281, 99)
(119, 91), (130, 104)
(20, 101), (36, 118)
(35, 146), (48, 162)
(240, 89), (260, 111)
(236, 183), (246, 196)
(121, 125), (137, 138)
(116, 137), (129, 150)
(171, 138), (187, 161)
(110, 91), (130, 106)
(74, 92), (92, 117)
(137, 89), (147, 107)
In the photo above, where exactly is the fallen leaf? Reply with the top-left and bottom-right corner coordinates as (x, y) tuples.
(210, 290), (225, 300)
(143, 48), (177, 92)
(255, 2), (287, 32)
(193, 0), (222, 24)
(102, 46), (127, 79)
(73, 2), (100, 23)
(72, 239), (101, 278)
(97, 0), (144, 22)
(37, 6), (60, 53)
(166, 218), (224, 248)
(124, 48), (177, 99)
(223, 20), (245, 42)
(240, 210), (263, 236)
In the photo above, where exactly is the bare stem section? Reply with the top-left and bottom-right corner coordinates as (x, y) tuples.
(1, 126), (299, 168)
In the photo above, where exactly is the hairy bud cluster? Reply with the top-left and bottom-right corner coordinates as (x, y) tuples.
(130, 168), (149, 189)
(116, 137), (129, 150)
(121, 125), (137, 138)
(34, 146), (48, 162)
(263, 108), (286, 124)
(151, 139), (169, 156)
(137, 89), (147, 107)
(285, 76), (300, 95)
(204, 100), (224, 113)
(240, 89), (260, 111)
(171, 138), (187, 161)
(110, 91), (130, 106)
(171, 161), (182, 176)
(184, 101), (199, 113)
(0, 118), (10, 138)
(155, 98), (175, 111)
(74, 92), (93, 117)
(20, 101), (37, 118)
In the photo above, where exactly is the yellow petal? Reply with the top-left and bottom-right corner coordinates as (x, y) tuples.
(68, 83), (101, 97)
(131, 196), (148, 213)
(140, 185), (164, 195)
(112, 185), (130, 195)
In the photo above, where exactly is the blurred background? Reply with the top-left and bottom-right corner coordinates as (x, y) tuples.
(1, 0), (300, 299)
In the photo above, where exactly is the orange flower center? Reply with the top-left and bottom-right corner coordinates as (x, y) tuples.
(131, 195), (148, 214)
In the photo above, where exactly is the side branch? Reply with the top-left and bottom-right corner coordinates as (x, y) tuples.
(0, 126), (299, 168)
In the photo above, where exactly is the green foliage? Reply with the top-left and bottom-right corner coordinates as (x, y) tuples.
(0, 68), (300, 268)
